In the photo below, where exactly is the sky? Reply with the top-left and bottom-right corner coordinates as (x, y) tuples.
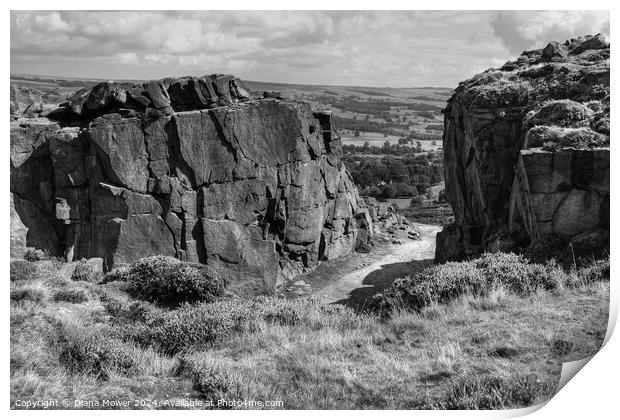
(10, 10), (610, 88)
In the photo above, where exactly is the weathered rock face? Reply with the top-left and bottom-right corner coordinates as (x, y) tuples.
(10, 74), (371, 295)
(437, 34), (609, 262)
(10, 86), (44, 119)
(510, 148), (609, 243)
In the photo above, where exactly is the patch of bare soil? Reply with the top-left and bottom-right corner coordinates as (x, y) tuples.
(277, 223), (441, 309)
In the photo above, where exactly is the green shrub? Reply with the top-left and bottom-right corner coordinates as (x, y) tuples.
(575, 258), (610, 286)
(71, 261), (101, 283)
(523, 234), (568, 263)
(10, 286), (46, 303)
(592, 115), (610, 135)
(109, 256), (227, 305)
(254, 296), (366, 330)
(373, 253), (569, 314)
(355, 241), (371, 253)
(23, 249), (51, 262)
(52, 289), (89, 304)
(149, 297), (365, 354)
(473, 253), (564, 294)
(524, 100), (594, 129)
(151, 300), (257, 354)
(526, 125), (608, 150)
(10, 260), (36, 282)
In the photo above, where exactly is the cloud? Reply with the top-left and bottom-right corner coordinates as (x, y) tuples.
(33, 11), (70, 33)
(9, 10), (610, 87)
(491, 10), (610, 54)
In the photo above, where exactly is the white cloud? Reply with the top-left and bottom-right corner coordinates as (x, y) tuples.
(9, 10), (610, 87)
(491, 10), (610, 54)
(33, 12), (70, 33)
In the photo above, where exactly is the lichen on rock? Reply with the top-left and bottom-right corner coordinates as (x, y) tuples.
(436, 34), (609, 263)
(10, 74), (373, 296)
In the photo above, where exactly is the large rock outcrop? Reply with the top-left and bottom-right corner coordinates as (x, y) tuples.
(10, 74), (372, 295)
(436, 34), (609, 262)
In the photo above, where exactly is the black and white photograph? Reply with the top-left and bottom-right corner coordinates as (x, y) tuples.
(7, 5), (614, 413)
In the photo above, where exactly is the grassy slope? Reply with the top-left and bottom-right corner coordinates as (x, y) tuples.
(10, 258), (608, 410)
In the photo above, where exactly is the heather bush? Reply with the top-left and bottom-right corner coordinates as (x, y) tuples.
(525, 126), (608, 150)
(10, 286), (46, 303)
(148, 296), (367, 354)
(71, 260), (101, 283)
(524, 100), (594, 129)
(150, 300), (258, 354)
(10, 260), (36, 282)
(473, 253), (564, 294)
(58, 323), (143, 378)
(109, 256), (227, 305)
(52, 289), (89, 304)
(575, 258), (610, 286)
(23, 249), (52, 262)
(373, 253), (577, 314)
(254, 296), (368, 330)
(523, 234), (568, 263)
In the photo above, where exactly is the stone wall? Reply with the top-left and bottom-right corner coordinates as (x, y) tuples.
(10, 75), (372, 295)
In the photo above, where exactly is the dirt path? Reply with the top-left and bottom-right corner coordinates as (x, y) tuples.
(278, 223), (441, 309)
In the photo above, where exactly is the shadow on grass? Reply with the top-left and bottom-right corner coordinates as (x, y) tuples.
(334, 258), (434, 311)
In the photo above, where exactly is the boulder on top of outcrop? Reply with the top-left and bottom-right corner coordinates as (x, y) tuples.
(542, 41), (568, 61)
(578, 33), (609, 52)
(51, 74), (252, 122)
(10, 86), (44, 119)
(437, 35), (609, 263)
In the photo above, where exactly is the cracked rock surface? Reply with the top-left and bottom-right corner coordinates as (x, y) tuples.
(10, 74), (373, 296)
(436, 34), (609, 263)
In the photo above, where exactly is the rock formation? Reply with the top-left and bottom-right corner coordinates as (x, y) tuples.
(10, 86), (44, 119)
(10, 74), (372, 295)
(436, 34), (609, 263)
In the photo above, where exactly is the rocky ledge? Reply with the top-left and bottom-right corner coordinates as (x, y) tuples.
(436, 34), (609, 262)
(10, 74), (373, 295)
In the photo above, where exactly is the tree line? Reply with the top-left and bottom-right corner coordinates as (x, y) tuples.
(342, 152), (444, 199)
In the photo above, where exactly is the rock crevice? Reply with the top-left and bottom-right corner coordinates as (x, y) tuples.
(436, 34), (610, 262)
(10, 74), (373, 295)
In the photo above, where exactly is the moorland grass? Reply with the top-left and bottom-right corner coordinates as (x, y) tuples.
(10, 252), (610, 409)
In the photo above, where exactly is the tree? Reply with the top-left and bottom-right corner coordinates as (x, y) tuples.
(379, 185), (396, 200)
(409, 195), (426, 208)
(354, 131), (360, 137)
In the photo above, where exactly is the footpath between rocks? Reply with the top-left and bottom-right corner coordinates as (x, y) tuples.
(277, 223), (441, 309)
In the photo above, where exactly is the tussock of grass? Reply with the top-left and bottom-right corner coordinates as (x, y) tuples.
(10, 253), (609, 409)
(10, 260), (36, 282)
(11, 285), (47, 303)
